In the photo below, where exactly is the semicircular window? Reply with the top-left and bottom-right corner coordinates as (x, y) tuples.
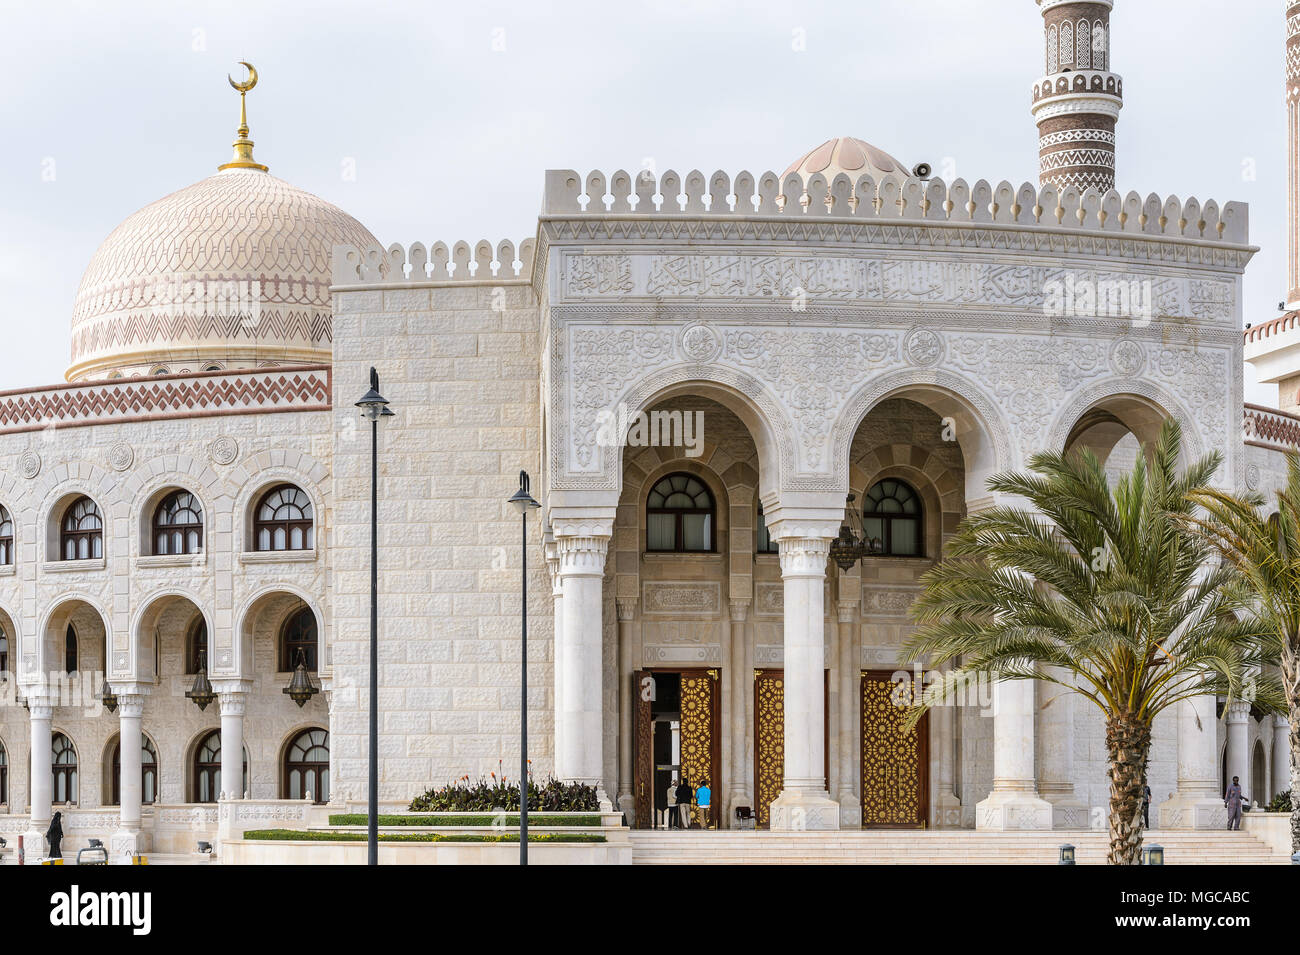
(646, 473), (715, 553)
(863, 479), (923, 558)
(153, 491), (203, 556)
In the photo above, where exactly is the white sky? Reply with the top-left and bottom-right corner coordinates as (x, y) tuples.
(0, 0), (1286, 402)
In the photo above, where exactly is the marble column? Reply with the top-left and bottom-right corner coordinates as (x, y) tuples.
(1272, 714), (1293, 802)
(976, 678), (1052, 829)
(1158, 695), (1225, 828)
(555, 530), (610, 792)
(111, 690), (150, 854)
(770, 535), (839, 830)
(835, 600), (861, 827)
(932, 664), (963, 828)
(616, 598), (636, 817)
(728, 600), (749, 819)
(546, 546), (564, 780)
(1225, 701), (1251, 803)
(217, 685), (248, 800)
(1037, 666), (1087, 828)
(24, 696), (53, 856)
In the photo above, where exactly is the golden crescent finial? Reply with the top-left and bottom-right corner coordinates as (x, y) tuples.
(228, 61), (258, 93)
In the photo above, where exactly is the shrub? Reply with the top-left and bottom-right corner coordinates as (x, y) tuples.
(408, 772), (600, 812)
(242, 829), (605, 844)
(327, 813), (601, 827)
(1267, 790), (1293, 813)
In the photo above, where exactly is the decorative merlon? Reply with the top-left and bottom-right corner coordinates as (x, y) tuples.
(332, 238), (536, 286)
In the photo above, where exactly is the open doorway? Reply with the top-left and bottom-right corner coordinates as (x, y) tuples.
(633, 669), (721, 830)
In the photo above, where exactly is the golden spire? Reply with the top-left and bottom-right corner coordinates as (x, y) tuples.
(218, 61), (268, 172)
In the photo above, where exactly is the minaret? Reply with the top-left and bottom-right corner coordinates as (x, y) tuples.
(1287, 3), (1300, 307)
(1031, 0), (1123, 193)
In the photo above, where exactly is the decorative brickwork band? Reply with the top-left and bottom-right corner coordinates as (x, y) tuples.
(0, 365), (331, 435)
(1033, 1), (1122, 194)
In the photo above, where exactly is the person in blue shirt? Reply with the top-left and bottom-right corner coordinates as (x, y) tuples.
(695, 778), (712, 829)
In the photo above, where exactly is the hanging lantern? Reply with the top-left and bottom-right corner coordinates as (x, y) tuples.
(283, 649), (319, 707)
(828, 524), (862, 571)
(186, 650), (216, 711)
(98, 679), (118, 714)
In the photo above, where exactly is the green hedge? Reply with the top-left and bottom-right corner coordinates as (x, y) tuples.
(327, 813), (602, 827)
(410, 776), (599, 812)
(243, 829), (605, 844)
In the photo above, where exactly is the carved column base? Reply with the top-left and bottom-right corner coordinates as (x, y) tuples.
(975, 789), (1053, 830)
(22, 829), (47, 861)
(1157, 792), (1227, 830)
(770, 787), (841, 831)
(110, 828), (151, 860)
(933, 791), (963, 829)
(836, 792), (861, 829)
(1043, 794), (1091, 830)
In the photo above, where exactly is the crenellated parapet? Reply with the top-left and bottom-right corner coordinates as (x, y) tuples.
(331, 238), (535, 286)
(535, 168), (1248, 245)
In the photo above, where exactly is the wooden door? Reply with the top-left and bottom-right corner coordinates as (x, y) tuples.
(860, 670), (929, 828)
(753, 669), (829, 828)
(633, 669), (654, 828)
(677, 669), (721, 828)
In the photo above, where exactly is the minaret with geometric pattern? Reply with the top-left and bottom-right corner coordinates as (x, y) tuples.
(1031, 0), (1124, 193)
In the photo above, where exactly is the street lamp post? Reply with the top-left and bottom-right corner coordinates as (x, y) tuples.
(356, 368), (392, 866)
(507, 470), (540, 866)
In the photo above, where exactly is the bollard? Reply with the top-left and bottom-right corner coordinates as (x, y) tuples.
(1058, 844), (1076, 865)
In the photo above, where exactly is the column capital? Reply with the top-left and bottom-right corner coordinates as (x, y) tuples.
(212, 678), (253, 697)
(117, 694), (146, 719)
(108, 682), (153, 700)
(616, 598), (637, 622)
(776, 536), (832, 578)
(729, 599), (750, 622)
(26, 700), (54, 722)
(556, 530), (612, 577)
(1274, 713), (1291, 730)
(218, 692), (249, 717)
(1225, 700), (1252, 724)
(836, 601), (858, 624)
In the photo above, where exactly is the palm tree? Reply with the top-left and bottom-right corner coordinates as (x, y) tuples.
(904, 419), (1279, 865)
(1183, 454), (1300, 854)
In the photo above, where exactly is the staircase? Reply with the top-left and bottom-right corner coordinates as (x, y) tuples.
(628, 829), (1291, 865)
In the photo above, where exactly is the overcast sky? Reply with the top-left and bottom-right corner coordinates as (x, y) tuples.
(0, 0), (1286, 402)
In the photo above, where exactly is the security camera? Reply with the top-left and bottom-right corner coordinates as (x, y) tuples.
(913, 163), (932, 180)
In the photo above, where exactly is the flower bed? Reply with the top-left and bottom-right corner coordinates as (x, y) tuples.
(409, 774), (599, 812)
(243, 829), (605, 844)
(327, 813), (602, 827)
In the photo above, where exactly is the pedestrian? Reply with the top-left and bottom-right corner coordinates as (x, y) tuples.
(1225, 775), (1244, 831)
(664, 774), (677, 830)
(1141, 783), (1152, 829)
(45, 810), (64, 860)
(696, 777), (712, 829)
(674, 776), (694, 830)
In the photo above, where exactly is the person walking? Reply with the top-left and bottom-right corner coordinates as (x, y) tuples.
(696, 778), (712, 830)
(1225, 775), (1244, 831)
(664, 774), (677, 830)
(45, 811), (64, 860)
(1141, 784), (1152, 829)
(674, 777), (694, 831)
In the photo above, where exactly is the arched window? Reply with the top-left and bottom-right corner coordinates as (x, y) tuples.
(280, 608), (318, 672)
(756, 503), (778, 555)
(1046, 24), (1058, 73)
(0, 741), (7, 804)
(0, 504), (13, 565)
(151, 366), (169, 377)
(193, 730), (248, 803)
(61, 496), (103, 560)
(186, 619), (208, 675)
(254, 485), (314, 552)
(52, 733), (77, 804)
(646, 473), (715, 553)
(0, 630), (8, 675)
(111, 737), (158, 805)
(283, 728), (329, 803)
(1076, 18), (1090, 68)
(153, 491), (203, 556)
(863, 479), (924, 558)
(1060, 21), (1074, 67)
(64, 625), (77, 674)
(1092, 23), (1107, 70)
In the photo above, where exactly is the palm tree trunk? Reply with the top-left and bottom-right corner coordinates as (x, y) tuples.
(1105, 715), (1151, 865)
(1289, 701), (1299, 855)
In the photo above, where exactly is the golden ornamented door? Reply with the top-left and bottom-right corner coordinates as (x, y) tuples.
(677, 669), (721, 829)
(752, 669), (830, 829)
(860, 670), (929, 829)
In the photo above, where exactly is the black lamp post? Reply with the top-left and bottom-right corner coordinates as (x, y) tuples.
(507, 470), (540, 866)
(356, 367), (392, 866)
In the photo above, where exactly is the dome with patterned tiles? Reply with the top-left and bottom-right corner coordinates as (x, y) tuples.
(68, 70), (379, 381)
(783, 136), (912, 188)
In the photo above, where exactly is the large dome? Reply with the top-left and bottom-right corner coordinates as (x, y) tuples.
(68, 167), (379, 380)
(783, 136), (911, 187)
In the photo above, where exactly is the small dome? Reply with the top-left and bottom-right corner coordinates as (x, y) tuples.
(783, 136), (911, 186)
(69, 168), (379, 380)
